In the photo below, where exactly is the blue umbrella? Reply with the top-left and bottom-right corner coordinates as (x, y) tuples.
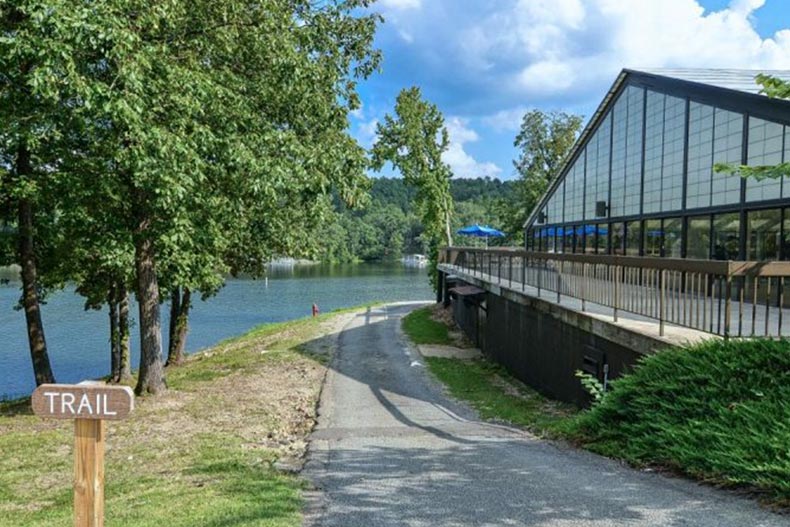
(457, 224), (506, 248)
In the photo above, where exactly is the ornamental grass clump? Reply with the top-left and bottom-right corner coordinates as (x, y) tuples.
(570, 338), (790, 503)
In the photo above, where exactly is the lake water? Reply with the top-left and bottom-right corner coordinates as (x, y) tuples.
(0, 263), (433, 399)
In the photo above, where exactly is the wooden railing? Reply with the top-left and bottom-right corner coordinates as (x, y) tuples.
(438, 247), (790, 338)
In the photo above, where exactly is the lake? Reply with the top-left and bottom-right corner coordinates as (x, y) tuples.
(0, 263), (433, 399)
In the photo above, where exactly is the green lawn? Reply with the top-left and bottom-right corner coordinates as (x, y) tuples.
(0, 309), (358, 526)
(401, 306), (452, 345)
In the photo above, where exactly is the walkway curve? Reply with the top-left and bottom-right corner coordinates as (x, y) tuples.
(303, 302), (788, 527)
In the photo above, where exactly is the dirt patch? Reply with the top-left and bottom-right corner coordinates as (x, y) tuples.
(418, 344), (482, 360)
(490, 374), (575, 419)
(428, 303), (474, 348)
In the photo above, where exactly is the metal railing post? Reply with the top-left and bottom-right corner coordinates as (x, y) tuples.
(660, 268), (667, 337)
(613, 265), (619, 322)
(581, 262), (586, 312)
(557, 261), (562, 303)
(724, 275), (732, 339)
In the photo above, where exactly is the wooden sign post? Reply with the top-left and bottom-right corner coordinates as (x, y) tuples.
(32, 383), (134, 527)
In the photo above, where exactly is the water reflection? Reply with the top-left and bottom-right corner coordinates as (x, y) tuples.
(0, 263), (432, 399)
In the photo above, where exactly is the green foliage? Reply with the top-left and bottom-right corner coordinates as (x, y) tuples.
(570, 338), (790, 502)
(499, 110), (583, 240)
(372, 87), (455, 288)
(402, 307), (451, 345)
(0, 0), (382, 387)
(321, 177), (510, 262)
(574, 370), (605, 404)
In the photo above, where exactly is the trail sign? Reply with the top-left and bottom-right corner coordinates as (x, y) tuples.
(32, 383), (134, 527)
(32, 384), (134, 420)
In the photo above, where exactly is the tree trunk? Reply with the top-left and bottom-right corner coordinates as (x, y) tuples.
(133, 213), (166, 395)
(444, 198), (453, 247)
(109, 285), (120, 383)
(167, 288), (190, 367)
(16, 144), (55, 386)
(118, 284), (132, 381)
(167, 287), (180, 360)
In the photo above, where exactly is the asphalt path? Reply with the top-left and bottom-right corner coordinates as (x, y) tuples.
(303, 302), (789, 527)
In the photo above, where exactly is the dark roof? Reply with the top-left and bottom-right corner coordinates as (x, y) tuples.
(523, 68), (790, 229)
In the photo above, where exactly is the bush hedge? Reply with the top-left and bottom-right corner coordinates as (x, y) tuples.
(570, 338), (790, 503)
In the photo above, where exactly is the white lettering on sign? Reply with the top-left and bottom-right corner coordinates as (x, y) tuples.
(43, 392), (121, 418)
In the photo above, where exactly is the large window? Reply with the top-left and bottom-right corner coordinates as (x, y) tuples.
(610, 96), (627, 218)
(624, 87), (644, 216)
(663, 218), (683, 258)
(596, 224), (608, 254)
(611, 222), (625, 255)
(625, 220), (641, 256)
(643, 92), (665, 215)
(711, 109), (743, 206)
(644, 219), (661, 256)
(747, 209), (781, 260)
(712, 212), (740, 260)
(584, 113), (612, 221)
(687, 103), (714, 210)
(661, 97), (686, 212)
(746, 117), (783, 203)
(641, 93), (686, 215)
(687, 216), (711, 259)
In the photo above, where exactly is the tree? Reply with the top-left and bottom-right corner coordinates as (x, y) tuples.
(499, 110), (583, 240)
(2, 0), (380, 395)
(0, 2), (99, 385)
(371, 87), (455, 287)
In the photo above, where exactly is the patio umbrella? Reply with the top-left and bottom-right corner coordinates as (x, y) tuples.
(457, 224), (506, 248)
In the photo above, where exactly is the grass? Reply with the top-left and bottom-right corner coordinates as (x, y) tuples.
(406, 305), (790, 506)
(0, 307), (362, 526)
(424, 357), (576, 435)
(403, 305), (576, 435)
(402, 306), (452, 345)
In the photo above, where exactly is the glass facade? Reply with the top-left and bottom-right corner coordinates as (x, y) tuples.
(625, 220), (641, 256)
(663, 218), (683, 258)
(528, 74), (790, 262)
(644, 219), (661, 256)
(747, 209), (781, 260)
(686, 216), (711, 260)
(712, 212), (740, 260)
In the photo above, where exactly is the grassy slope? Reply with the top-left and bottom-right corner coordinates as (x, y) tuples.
(405, 306), (790, 505)
(405, 307), (576, 435)
(0, 308), (359, 527)
(402, 307), (452, 345)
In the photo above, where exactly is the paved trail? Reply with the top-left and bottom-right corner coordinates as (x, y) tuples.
(303, 303), (789, 527)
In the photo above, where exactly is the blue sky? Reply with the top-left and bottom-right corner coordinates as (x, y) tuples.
(352, 0), (790, 180)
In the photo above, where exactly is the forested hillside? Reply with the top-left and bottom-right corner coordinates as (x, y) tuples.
(320, 177), (515, 262)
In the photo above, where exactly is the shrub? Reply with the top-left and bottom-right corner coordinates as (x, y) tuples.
(570, 338), (790, 503)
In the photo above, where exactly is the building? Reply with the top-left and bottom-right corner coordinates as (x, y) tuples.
(524, 68), (790, 262)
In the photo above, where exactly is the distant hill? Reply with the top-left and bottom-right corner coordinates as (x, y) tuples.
(320, 177), (515, 263)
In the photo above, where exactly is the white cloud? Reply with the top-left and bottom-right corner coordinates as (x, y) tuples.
(379, 0), (421, 10)
(482, 106), (530, 133)
(350, 102), (364, 120)
(458, 0), (790, 100)
(355, 118), (379, 148)
(443, 117), (502, 178)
